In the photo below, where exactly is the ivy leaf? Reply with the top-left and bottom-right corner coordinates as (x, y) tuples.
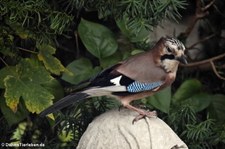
(78, 18), (118, 59)
(61, 58), (101, 85)
(2, 58), (54, 113)
(208, 94), (225, 123)
(37, 44), (66, 75)
(146, 87), (171, 113)
(100, 51), (122, 68)
(181, 93), (212, 112)
(172, 79), (202, 103)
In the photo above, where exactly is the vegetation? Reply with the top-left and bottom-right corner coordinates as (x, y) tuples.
(0, 0), (225, 148)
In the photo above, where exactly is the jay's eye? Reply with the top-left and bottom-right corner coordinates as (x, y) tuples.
(166, 47), (172, 52)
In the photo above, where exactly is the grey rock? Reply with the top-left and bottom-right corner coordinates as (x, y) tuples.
(77, 109), (188, 149)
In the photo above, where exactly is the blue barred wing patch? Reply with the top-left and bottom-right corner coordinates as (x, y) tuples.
(127, 81), (163, 93)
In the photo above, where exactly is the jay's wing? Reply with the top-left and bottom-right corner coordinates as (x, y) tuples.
(115, 50), (165, 83)
(88, 52), (167, 95)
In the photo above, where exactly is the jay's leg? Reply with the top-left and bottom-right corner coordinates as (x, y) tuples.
(118, 91), (158, 123)
(124, 104), (157, 124)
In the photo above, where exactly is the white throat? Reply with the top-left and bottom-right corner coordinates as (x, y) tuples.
(161, 59), (179, 73)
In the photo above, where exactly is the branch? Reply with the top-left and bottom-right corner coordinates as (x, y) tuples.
(202, 0), (216, 11)
(186, 34), (215, 49)
(178, 0), (215, 38)
(181, 52), (225, 80)
(0, 57), (9, 67)
(213, 5), (225, 18)
(182, 52), (225, 67)
(74, 31), (80, 58)
(17, 47), (38, 54)
(210, 61), (225, 80)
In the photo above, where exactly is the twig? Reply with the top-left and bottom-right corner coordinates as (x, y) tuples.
(213, 5), (225, 18)
(202, 0), (216, 11)
(0, 57), (9, 67)
(182, 52), (225, 67)
(17, 47), (38, 54)
(178, 0), (225, 80)
(181, 52), (225, 80)
(179, 0), (215, 38)
(210, 61), (225, 80)
(187, 34), (215, 49)
(74, 31), (80, 58)
(74, 8), (81, 59)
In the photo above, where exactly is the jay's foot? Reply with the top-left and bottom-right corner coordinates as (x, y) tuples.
(132, 110), (157, 124)
(118, 105), (123, 111)
(121, 103), (157, 123)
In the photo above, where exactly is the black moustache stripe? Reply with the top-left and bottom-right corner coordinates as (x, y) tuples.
(160, 54), (175, 61)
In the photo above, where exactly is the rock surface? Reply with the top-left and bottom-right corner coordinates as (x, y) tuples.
(77, 109), (188, 149)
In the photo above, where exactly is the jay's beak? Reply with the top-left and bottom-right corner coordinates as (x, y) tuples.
(176, 55), (188, 64)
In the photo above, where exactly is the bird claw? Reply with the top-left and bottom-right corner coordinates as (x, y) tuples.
(132, 110), (157, 124)
(118, 105), (123, 111)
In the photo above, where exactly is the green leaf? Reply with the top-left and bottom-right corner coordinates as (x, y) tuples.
(37, 44), (66, 75)
(10, 23), (30, 39)
(58, 128), (74, 143)
(131, 49), (145, 55)
(0, 66), (16, 88)
(146, 87), (171, 113)
(0, 96), (29, 126)
(100, 51), (122, 68)
(208, 94), (225, 123)
(61, 58), (101, 84)
(10, 122), (28, 143)
(42, 79), (64, 100)
(2, 58), (54, 113)
(78, 18), (118, 59)
(181, 93), (212, 112)
(173, 79), (202, 103)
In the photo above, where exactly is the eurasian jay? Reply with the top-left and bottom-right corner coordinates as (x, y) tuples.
(40, 36), (187, 122)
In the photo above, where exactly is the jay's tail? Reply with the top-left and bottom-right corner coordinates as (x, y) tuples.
(39, 86), (123, 117)
(39, 92), (89, 117)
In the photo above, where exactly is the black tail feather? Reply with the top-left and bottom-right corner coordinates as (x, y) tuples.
(39, 92), (89, 117)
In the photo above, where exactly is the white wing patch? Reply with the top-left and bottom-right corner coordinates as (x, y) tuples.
(83, 86), (127, 96)
(110, 75), (122, 86)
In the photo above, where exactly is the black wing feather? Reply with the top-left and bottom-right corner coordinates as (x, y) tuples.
(89, 64), (122, 87)
(40, 92), (89, 117)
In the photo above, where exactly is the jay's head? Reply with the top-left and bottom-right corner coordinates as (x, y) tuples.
(159, 36), (187, 72)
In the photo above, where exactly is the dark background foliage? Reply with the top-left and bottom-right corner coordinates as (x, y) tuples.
(0, 0), (225, 148)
